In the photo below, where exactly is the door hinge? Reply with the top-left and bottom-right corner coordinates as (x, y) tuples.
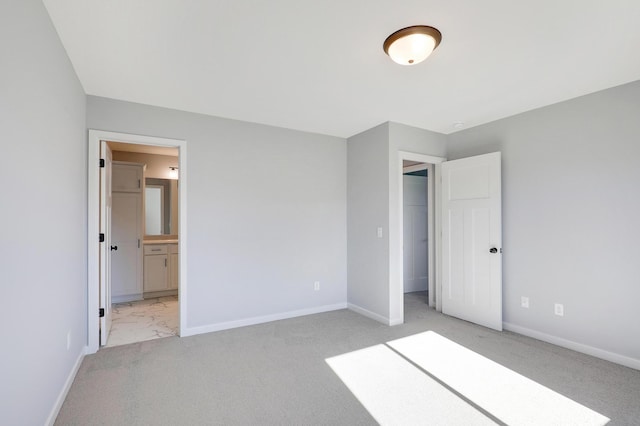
(99, 308), (105, 318)
(99, 233), (105, 242)
(99, 158), (105, 168)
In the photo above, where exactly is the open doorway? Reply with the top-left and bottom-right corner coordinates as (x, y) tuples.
(402, 161), (430, 312)
(106, 142), (180, 347)
(394, 151), (445, 325)
(87, 130), (187, 354)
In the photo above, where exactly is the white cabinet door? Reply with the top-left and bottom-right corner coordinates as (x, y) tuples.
(111, 192), (143, 298)
(144, 255), (168, 292)
(169, 244), (179, 290)
(112, 163), (142, 193)
(441, 152), (502, 331)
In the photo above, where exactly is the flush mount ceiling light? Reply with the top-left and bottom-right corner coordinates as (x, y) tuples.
(383, 25), (442, 65)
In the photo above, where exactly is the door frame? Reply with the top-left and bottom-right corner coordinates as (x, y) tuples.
(87, 130), (187, 353)
(393, 151), (445, 324)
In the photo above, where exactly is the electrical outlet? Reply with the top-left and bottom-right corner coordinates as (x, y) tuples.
(521, 296), (529, 308)
(314, 281), (320, 291)
(377, 227), (383, 238)
(554, 303), (564, 316)
(67, 331), (71, 350)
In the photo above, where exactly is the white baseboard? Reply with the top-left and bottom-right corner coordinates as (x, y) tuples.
(404, 286), (428, 294)
(389, 317), (404, 326)
(348, 303), (392, 325)
(181, 302), (347, 337)
(503, 322), (640, 371)
(143, 289), (178, 299)
(112, 294), (143, 304)
(46, 346), (87, 426)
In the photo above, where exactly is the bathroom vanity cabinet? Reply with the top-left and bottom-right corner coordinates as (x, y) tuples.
(143, 242), (179, 297)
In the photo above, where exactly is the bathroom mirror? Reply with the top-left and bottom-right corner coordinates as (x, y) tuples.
(145, 178), (177, 236)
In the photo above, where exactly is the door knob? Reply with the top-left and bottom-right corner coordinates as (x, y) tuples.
(110, 245), (118, 251)
(489, 247), (498, 254)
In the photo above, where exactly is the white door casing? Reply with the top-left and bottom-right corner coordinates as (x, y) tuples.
(441, 152), (502, 331)
(99, 142), (113, 345)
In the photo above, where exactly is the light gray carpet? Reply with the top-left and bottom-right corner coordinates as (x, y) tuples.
(56, 292), (640, 425)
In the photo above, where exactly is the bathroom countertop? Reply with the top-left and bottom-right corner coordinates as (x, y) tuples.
(143, 239), (178, 245)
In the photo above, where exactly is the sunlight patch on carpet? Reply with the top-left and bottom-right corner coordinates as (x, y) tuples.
(387, 331), (609, 425)
(326, 345), (497, 425)
(327, 331), (609, 425)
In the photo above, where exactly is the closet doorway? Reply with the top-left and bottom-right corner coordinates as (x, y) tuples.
(402, 161), (431, 310)
(395, 151), (445, 324)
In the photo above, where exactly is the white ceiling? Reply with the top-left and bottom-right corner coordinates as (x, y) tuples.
(43, 0), (640, 138)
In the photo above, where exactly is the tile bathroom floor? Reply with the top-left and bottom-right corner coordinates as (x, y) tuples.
(106, 295), (179, 347)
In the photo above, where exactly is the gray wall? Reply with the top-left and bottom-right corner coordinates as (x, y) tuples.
(0, 1), (87, 424)
(87, 96), (347, 329)
(347, 123), (391, 318)
(389, 122), (448, 157)
(447, 80), (640, 362)
(347, 122), (446, 322)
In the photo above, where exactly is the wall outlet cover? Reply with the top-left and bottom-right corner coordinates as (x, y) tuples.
(521, 296), (529, 308)
(554, 303), (564, 316)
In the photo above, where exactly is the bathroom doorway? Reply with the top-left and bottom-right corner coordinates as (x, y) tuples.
(106, 141), (180, 347)
(87, 130), (187, 353)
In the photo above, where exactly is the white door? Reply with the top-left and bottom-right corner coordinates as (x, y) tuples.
(403, 174), (429, 293)
(111, 192), (143, 299)
(441, 152), (502, 330)
(99, 142), (113, 345)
